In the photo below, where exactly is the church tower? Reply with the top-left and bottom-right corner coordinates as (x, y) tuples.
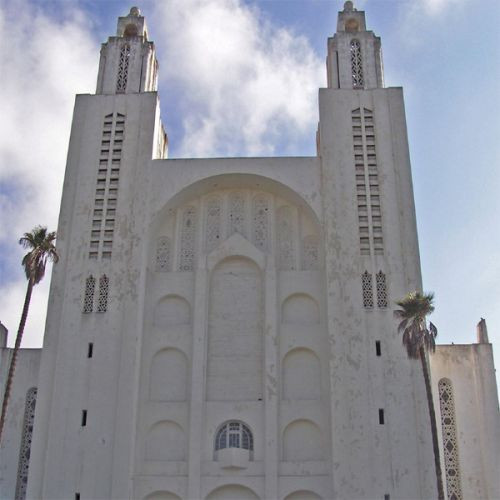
(26, 4), (436, 499)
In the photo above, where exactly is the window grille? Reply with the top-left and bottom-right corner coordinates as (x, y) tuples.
(376, 271), (388, 308)
(15, 388), (37, 500)
(116, 44), (131, 93)
(277, 206), (295, 270)
(97, 275), (109, 313)
(205, 197), (222, 253)
(83, 276), (95, 313)
(215, 421), (253, 453)
(362, 271), (374, 308)
(252, 195), (269, 252)
(179, 206), (197, 271)
(155, 236), (171, 272)
(228, 192), (245, 236)
(302, 235), (319, 270)
(438, 379), (463, 500)
(350, 40), (364, 88)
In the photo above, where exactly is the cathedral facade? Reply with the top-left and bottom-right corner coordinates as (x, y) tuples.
(0, 3), (499, 500)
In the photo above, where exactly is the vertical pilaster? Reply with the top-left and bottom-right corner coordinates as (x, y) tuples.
(264, 263), (278, 500)
(187, 264), (208, 500)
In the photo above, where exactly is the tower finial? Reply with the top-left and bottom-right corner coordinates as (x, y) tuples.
(129, 6), (140, 17)
(344, 1), (355, 12)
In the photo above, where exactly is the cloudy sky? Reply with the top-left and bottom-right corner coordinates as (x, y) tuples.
(0, 0), (499, 377)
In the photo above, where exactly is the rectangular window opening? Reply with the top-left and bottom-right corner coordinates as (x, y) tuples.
(81, 410), (87, 427)
(379, 408), (385, 425)
(75, 493), (81, 500)
(87, 343), (93, 358)
(384, 495), (390, 500)
(376, 340), (381, 356)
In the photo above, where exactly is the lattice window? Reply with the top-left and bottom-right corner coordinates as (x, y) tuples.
(277, 206), (295, 270)
(215, 421), (254, 454)
(155, 236), (170, 272)
(228, 192), (245, 236)
(252, 195), (269, 252)
(439, 379), (463, 500)
(179, 206), (197, 271)
(376, 271), (388, 308)
(302, 235), (319, 270)
(350, 39), (364, 88)
(205, 197), (222, 253)
(116, 44), (131, 93)
(83, 276), (95, 313)
(15, 387), (37, 500)
(362, 271), (374, 308)
(97, 275), (109, 313)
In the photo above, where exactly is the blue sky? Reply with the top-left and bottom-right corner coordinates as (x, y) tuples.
(0, 0), (499, 382)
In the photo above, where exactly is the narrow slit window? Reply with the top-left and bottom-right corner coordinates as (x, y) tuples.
(81, 410), (87, 427)
(87, 343), (93, 358)
(375, 341), (381, 356)
(379, 409), (385, 425)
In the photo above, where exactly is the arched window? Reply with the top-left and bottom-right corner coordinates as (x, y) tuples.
(376, 270), (388, 308)
(15, 388), (37, 500)
(438, 378), (462, 500)
(215, 421), (253, 453)
(350, 39), (364, 89)
(116, 44), (131, 93)
(83, 275), (95, 313)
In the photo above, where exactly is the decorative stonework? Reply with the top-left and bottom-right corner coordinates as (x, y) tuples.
(376, 270), (388, 308)
(155, 236), (170, 271)
(350, 39), (364, 88)
(179, 206), (197, 271)
(228, 192), (245, 237)
(83, 275), (96, 313)
(361, 271), (373, 308)
(439, 378), (463, 500)
(15, 388), (37, 500)
(205, 197), (222, 253)
(116, 44), (131, 93)
(252, 195), (269, 252)
(302, 235), (319, 270)
(277, 206), (295, 270)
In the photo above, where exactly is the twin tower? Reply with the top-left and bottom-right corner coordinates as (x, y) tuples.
(23, 3), (439, 499)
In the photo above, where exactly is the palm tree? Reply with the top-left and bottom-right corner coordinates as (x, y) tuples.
(394, 291), (444, 500)
(0, 226), (59, 443)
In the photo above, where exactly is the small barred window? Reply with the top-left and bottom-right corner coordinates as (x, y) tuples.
(350, 39), (364, 88)
(376, 271), (388, 308)
(439, 379), (463, 500)
(205, 197), (222, 253)
(302, 235), (319, 270)
(83, 276), (95, 313)
(15, 388), (37, 500)
(179, 206), (197, 271)
(116, 44), (131, 93)
(97, 275), (109, 313)
(155, 236), (170, 272)
(252, 195), (269, 252)
(215, 421), (253, 456)
(362, 271), (374, 308)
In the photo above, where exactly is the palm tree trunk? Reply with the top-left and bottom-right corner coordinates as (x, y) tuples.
(420, 345), (445, 500)
(0, 278), (34, 443)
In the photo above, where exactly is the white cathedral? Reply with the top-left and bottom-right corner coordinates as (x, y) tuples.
(0, 3), (499, 500)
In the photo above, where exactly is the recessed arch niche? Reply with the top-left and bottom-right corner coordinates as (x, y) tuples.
(205, 484), (260, 500)
(282, 348), (321, 400)
(284, 491), (322, 500)
(145, 421), (186, 461)
(144, 492), (182, 500)
(149, 348), (188, 401)
(282, 294), (319, 325)
(283, 419), (324, 461)
(154, 295), (190, 328)
(206, 257), (263, 401)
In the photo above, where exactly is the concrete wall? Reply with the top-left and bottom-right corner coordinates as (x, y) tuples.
(431, 343), (500, 499)
(0, 347), (41, 499)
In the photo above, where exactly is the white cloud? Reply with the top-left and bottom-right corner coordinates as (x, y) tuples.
(151, 0), (324, 157)
(0, 0), (98, 346)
